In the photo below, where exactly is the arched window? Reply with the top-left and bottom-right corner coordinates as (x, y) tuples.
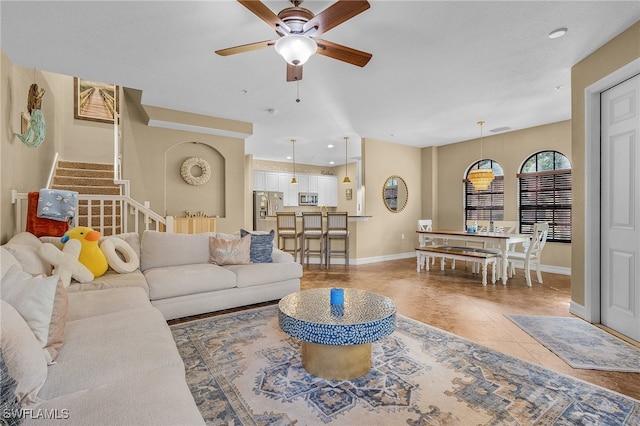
(464, 159), (504, 223)
(518, 151), (572, 243)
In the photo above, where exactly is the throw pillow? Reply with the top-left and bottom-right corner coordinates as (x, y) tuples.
(209, 235), (251, 266)
(1, 266), (68, 364)
(100, 237), (140, 273)
(0, 349), (22, 425)
(39, 240), (94, 287)
(240, 229), (274, 263)
(0, 300), (48, 406)
(3, 232), (52, 276)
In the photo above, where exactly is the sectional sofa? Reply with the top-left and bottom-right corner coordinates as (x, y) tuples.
(0, 229), (302, 425)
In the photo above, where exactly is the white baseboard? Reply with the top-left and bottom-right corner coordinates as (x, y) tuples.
(303, 252), (571, 276)
(569, 301), (588, 320)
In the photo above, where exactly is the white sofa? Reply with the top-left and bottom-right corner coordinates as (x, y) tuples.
(0, 240), (205, 425)
(0, 229), (302, 425)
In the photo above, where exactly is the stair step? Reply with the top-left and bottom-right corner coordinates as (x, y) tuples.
(57, 161), (114, 171)
(53, 176), (117, 187)
(56, 168), (113, 179)
(51, 184), (120, 195)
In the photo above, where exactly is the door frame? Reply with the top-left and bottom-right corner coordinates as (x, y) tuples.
(583, 58), (640, 322)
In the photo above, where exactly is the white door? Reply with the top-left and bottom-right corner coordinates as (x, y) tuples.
(600, 73), (640, 341)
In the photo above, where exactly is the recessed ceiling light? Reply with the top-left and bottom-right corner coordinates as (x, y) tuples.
(329, 161), (335, 165)
(286, 156), (292, 160)
(327, 144), (334, 148)
(548, 28), (567, 39)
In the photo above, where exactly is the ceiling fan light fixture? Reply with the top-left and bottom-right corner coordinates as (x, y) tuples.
(275, 34), (317, 66)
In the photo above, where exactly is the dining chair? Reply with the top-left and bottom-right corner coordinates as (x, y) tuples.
(493, 220), (519, 233)
(417, 219), (435, 247)
(324, 212), (349, 269)
(507, 222), (549, 287)
(276, 212), (301, 262)
(302, 212), (324, 267)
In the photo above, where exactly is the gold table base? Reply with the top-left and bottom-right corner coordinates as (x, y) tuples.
(302, 341), (372, 380)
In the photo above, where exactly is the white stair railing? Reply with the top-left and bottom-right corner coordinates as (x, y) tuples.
(11, 190), (173, 236)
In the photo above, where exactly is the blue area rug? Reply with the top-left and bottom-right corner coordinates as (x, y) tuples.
(171, 305), (640, 425)
(507, 314), (640, 373)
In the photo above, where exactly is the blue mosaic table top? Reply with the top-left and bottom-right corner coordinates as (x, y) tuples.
(278, 288), (396, 346)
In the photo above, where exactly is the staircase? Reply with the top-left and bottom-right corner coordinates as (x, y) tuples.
(51, 161), (123, 235)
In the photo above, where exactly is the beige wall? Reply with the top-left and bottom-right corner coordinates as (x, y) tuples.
(571, 21), (640, 306)
(0, 53), (249, 239)
(1, 52), (61, 242)
(434, 121), (572, 269)
(121, 89), (247, 234)
(358, 138), (422, 259)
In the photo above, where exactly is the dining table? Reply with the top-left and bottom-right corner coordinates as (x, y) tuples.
(416, 229), (531, 284)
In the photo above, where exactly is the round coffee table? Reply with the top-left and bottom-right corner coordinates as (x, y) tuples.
(278, 288), (396, 380)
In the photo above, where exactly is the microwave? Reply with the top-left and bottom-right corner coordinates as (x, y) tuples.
(299, 192), (318, 206)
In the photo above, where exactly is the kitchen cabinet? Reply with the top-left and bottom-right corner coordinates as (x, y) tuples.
(278, 173), (299, 206)
(296, 174), (309, 193)
(253, 170), (265, 190)
(317, 175), (338, 207)
(265, 172), (280, 191)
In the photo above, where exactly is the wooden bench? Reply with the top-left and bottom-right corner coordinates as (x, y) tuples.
(416, 245), (499, 286)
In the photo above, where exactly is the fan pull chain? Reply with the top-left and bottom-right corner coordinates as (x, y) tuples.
(296, 80), (301, 103)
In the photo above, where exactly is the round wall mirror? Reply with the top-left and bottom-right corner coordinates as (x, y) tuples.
(382, 175), (408, 212)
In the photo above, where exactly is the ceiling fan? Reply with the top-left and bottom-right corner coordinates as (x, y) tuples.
(215, 0), (373, 82)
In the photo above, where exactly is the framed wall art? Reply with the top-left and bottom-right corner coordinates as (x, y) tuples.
(74, 77), (119, 123)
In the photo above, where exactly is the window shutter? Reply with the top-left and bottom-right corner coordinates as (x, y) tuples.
(465, 176), (505, 222)
(519, 170), (571, 242)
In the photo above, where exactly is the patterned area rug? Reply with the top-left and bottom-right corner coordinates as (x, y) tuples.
(171, 306), (640, 425)
(507, 315), (640, 373)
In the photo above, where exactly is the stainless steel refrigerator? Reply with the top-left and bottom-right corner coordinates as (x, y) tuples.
(253, 191), (284, 231)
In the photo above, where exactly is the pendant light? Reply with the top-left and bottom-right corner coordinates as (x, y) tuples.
(467, 121), (495, 191)
(290, 139), (298, 184)
(342, 136), (351, 184)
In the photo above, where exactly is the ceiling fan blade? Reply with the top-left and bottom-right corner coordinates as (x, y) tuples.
(303, 0), (370, 37)
(215, 40), (274, 56)
(286, 64), (303, 82)
(315, 39), (372, 67)
(238, 0), (290, 34)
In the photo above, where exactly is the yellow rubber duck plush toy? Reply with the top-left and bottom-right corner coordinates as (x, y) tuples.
(61, 226), (108, 278)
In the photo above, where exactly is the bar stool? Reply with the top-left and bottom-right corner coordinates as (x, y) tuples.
(324, 212), (349, 269)
(276, 212), (301, 262)
(302, 212), (324, 267)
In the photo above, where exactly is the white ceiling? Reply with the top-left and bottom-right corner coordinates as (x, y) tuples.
(2, 1), (639, 166)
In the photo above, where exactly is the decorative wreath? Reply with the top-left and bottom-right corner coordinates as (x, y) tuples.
(180, 157), (211, 186)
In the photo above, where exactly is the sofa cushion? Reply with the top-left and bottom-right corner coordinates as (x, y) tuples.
(144, 264), (237, 301)
(37, 307), (185, 399)
(66, 287), (151, 322)
(140, 231), (218, 270)
(1, 266), (68, 364)
(225, 261), (303, 288)
(0, 300), (48, 406)
(4, 232), (52, 275)
(66, 269), (149, 296)
(23, 368), (205, 426)
(209, 234), (250, 265)
(240, 229), (274, 263)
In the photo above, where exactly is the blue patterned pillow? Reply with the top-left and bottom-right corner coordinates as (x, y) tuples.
(240, 229), (274, 263)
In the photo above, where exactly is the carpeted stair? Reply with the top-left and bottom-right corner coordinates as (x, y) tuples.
(51, 161), (122, 234)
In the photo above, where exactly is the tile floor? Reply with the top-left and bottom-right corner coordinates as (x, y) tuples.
(301, 258), (640, 401)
